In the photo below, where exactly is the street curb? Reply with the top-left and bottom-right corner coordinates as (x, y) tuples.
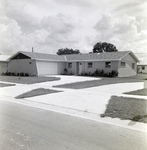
(0, 95), (147, 133)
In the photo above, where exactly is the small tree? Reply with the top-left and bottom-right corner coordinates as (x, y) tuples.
(57, 48), (80, 55)
(93, 42), (118, 53)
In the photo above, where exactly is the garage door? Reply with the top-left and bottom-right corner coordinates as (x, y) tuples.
(36, 61), (58, 75)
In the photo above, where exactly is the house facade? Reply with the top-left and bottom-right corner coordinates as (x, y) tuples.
(7, 51), (139, 77)
(0, 55), (10, 74)
(137, 64), (147, 74)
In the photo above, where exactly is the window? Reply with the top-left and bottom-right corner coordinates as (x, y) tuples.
(121, 62), (126, 68)
(2, 63), (8, 68)
(68, 63), (72, 68)
(142, 66), (145, 70)
(88, 62), (93, 68)
(132, 63), (135, 69)
(105, 62), (111, 68)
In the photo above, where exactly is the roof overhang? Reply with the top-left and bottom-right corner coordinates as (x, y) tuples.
(66, 59), (120, 62)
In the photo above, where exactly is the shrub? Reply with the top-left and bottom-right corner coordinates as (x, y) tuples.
(25, 73), (29, 76)
(20, 72), (24, 76)
(111, 70), (118, 77)
(11, 72), (16, 76)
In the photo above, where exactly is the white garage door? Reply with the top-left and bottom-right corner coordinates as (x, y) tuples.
(36, 61), (58, 75)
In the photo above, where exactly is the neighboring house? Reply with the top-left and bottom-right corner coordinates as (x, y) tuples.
(137, 64), (147, 74)
(8, 51), (139, 77)
(0, 55), (10, 74)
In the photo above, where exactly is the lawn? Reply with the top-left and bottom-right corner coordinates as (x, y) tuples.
(15, 88), (62, 99)
(0, 83), (15, 87)
(101, 96), (147, 123)
(54, 77), (143, 89)
(0, 76), (60, 84)
(124, 89), (147, 96)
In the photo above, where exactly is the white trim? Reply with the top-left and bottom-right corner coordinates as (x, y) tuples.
(66, 59), (119, 62)
(119, 51), (131, 60)
(34, 59), (66, 62)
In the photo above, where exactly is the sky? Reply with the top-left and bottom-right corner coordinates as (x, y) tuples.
(0, 0), (147, 63)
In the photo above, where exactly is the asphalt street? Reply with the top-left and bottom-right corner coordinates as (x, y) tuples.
(0, 100), (147, 150)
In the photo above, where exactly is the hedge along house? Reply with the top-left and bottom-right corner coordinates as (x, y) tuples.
(8, 51), (139, 77)
(0, 55), (10, 74)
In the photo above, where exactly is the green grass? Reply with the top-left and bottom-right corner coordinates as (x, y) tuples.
(0, 76), (60, 84)
(0, 83), (15, 87)
(101, 96), (147, 123)
(15, 88), (62, 99)
(124, 89), (147, 96)
(54, 77), (142, 89)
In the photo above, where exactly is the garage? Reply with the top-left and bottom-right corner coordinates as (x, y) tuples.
(36, 61), (58, 76)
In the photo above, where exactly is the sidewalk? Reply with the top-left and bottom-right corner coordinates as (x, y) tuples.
(0, 75), (147, 133)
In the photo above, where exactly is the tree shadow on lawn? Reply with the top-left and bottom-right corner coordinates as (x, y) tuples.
(0, 83), (15, 87)
(101, 96), (147, 123)
(15, 88), (62, 99)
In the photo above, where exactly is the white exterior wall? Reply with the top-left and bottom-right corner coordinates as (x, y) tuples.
(8, 59), (37, 75)
(58, 62), (66, 74)
(80, 61), (118, 74)
(137, 65), (147, 74)
(118, 54), (137, 77)
(0, 61), (8, 74)
(66, 62), (77, 75)
(66, 61), (118, 75)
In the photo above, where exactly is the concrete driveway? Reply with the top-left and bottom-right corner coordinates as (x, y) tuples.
(0, 75), (145, 114)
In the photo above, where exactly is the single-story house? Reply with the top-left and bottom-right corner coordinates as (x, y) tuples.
(0, 55), (10, 74)
(7, 51), (139, 77)
(137, 64), (147, 74)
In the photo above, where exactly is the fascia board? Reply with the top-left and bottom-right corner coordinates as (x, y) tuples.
(66, 59), (119, 62)
(35, 59), (66, 62)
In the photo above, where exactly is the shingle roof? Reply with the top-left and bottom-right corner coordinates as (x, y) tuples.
(65, 51), (130, 61)
(10, 51), (138, 62)
(19, 51), (65, 61)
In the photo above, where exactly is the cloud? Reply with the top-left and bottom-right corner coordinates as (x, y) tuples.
(1, 0), (40, 33)
(0, 0), (146, 62)
(93, 14), (147, 61)
(41, 13), (76, 34)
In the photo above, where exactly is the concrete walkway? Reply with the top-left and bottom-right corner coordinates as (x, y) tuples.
(0, 75), (147, 133)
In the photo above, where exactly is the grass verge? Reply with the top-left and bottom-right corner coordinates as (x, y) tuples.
(124, 89), (147, 96)
(15, 88), (62, 99)
(0, 76), (60, 84)
(101, 96), (147, 123)
(0, 83), (15, 87)
(54, 77), (142, 89)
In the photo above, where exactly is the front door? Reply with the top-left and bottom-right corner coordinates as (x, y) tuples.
(79, 62), (82, 75)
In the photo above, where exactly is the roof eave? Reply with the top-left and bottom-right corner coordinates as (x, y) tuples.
(66, 59), (120, 62)
(35, 59), (66, 62)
